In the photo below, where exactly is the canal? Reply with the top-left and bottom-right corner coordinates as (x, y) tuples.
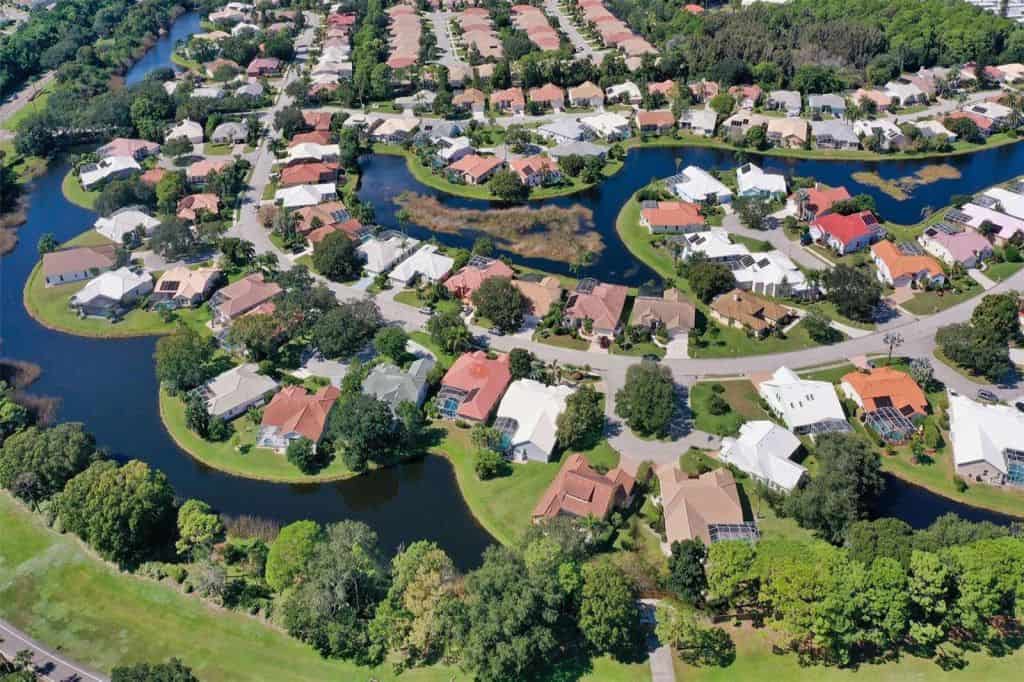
(1, 14), (1019, 573)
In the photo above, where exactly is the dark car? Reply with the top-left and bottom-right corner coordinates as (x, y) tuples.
(642, 354), (661, 362)
(1015, 400), (1024, 414)
(977, 389), (1000, 403)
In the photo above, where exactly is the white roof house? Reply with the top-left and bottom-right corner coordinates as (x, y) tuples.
(884, 80), (926, 106)
(537, 119), (588, 143)
(166, 118), (204, 145)
(732, 250), (811, 298)
(204, 363), (279, 420)
(495, 379), (573, 463)
(719, 420), (806, 492)
(736, 163), (787, 198)
(968, 101), (1012, 122)
(70, 267), (152, 307)
(604, 81), (642, 104)
(436, 136), (474, 163)
(757, 367), (847, 434)
(679, 108), (718, 136)
(357, 233), (421, 274)
(274, 183), (337, 209)
(192, 86), (225, 100)
(982, 187), (1024, 220)
(211, 120), (248, 143)
(853, 119), (905, 149)
(388, 244), (455, 285)
(915, 119), (957, 142)
(93, 207), (161, 243)
(285, 143), (339, 164)
(948, 391), (1024, 485)
(678, 228), (749, 261)
(672, 166), (733, 204)
(79, 156), (141, 189)
(579, 112), (632, 140)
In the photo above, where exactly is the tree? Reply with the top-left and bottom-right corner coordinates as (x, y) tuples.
(328, 393), (398, 472)
(615, 362), (675, 437)
(56, 460), (176, 568)
(655, 607), (734, 667)
(274, 105), (307, 138)
(784, 433), (884, 543)
(847, 518), (915, 566)
(154, 329), (215, 394)
(830, 194), (875, 215)
(175, 499), (224, 559)
(509, 348), (533, 380)
(708, 93), (736, 116)
(111, 659), (199, 682)
(218, 237), (256, 269)
(556, 384), (605, 450)
(226, 313), (282, 361)
(427, 310), (472, 354)
(184, 391), (211, 438)
(936, 323), (1012, 382)
(579, 562), (640, 657)
(944, 115), (983, 143)
(266, 520), (322, 592)
(804, 311), (841, 344)
(311, 299), (381, 359)
(471, 277), (524, 333)
(822, 264), (882, 323)
(489, 169), (529, 202)
(705, 540), (757, 609)
(668, 539), (707, 605)
(734, 197), (770, 229)
(37, 233), (58, 255)
(155, 170), (187, 213)
(287, 437), (323, 474)
(474, 447), (510, 480)
(907, 550), (951, 651)
(0, 423), (100, 505)
(971, 292), (1020, 345)
(150, 218), (197, 259)
(373, 326), (408, 363)
(311, 230), (362, 282)
(687, 259), (736, 303)
(909, 357), (935, 391)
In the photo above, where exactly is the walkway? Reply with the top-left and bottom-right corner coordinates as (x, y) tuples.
(0, 619), (107, 682)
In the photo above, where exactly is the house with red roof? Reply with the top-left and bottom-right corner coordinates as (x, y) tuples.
(97, 137), (160, 161)
(176, 193), (221, 222)
(187, 158), (232, 185)
(790, 183), (851, 221)
(447, 154), (504, 185)
(247, 57), (282, 77)
(635, 110), (675, 135)
(532, 453), (635, 522)
(810, 210), (879, 255)
(528, 83), (565, 110)
(279, 161), (340, 187)
(870, 240), (946, 288)
(490, 87), (526, 114)
(946, 111), (995, 137)
(683, 3), (704, 13)
(444, 257), (515, 300)
(258, 385), (341, 451)
(140, 167), (167, 186)
(565, 279), (628, 337)
(289, 130), (333, 146)
(648, 79), (676, 97)
(509, 155), (560, 187)
(302, 111), (334, 131)
(437, 351), (512, 422)
(639, 200), (704, 234)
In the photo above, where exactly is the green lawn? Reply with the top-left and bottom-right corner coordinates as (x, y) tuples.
(1, 82), (51, 132)
(534, 330), (590, 351)
(0, 140), (47, 184)
(690, 319), (821, 359)
(689, 380), (769, 436)
(160, 390), (359, 483)
(611, 340), (665, 358)
(800, 300), (876, 331)
(61, 169), (100, 210)
(900, 278), (981, 316)
(205, 142), (235, 156)
(984, 261), (1024, 282)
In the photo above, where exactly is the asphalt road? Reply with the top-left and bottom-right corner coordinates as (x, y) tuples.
(0, 620), (107, 682)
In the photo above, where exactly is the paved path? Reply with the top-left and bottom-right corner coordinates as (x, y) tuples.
(0, 619), (107, 682)
(880, 89), (1003, 123)
(968, 267), (997, 290)
(0, 70), (54, 141)
(544, 0), (608, 62)
(426, 10), (465, 69)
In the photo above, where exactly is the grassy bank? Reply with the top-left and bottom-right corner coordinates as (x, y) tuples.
(159, 389), (358, 484)
(61, 168), (100, 210)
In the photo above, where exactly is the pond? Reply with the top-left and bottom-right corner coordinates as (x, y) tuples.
(124, 11), (203, 86)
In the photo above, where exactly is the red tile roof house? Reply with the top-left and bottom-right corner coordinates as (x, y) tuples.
(447, 154), (505, 185)
(247, 57), (282, 77)
(636, 110), (676, 135)
(490, 87), (526, 114)
(509, 155), (560, 187)
(648, 79), (676, 97)
(210, 273), (283, 327)
(565, 280), (629, 338)
(810, 210), (879, 255)
(140, 167), (167, 186)
(945, 111), (996, 137)
(444, 257), (515, 300)
(187, 158), (232, 185)
(639, 200), (704, 234)
(532, 453), (636, 522)
(870, 240), (946, 289)
(289, 129), (333, 146)
(789, 183), (851, 221)
(302, 111), (334, 131)
(728, 84), (762, 109)
(97, 137), (160, 161)
(453, 88), (486, 113)
(176, 193), (221, 222)
(528, 83), (565, 111)
(279, 161), (340, 187)
(258, 385), (341, 452)
(437, 351), (512, 422)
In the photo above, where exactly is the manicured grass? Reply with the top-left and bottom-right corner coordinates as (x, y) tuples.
(205, 142), (235, 156)
(393, 288), (422, 307)
(933, 347), (988, 385)
(1, 82), (51, 132)
(800, 300), (876, 331)
(690, 319), (820, 359)
(611, 340), (665, 358)
(0, 140), (47, 184)
(900, 278), (981, 316)
(689, 380), (769, 436)
(159, 390), (358, 483)
(61, 169), (100, 210)
(984, 260), (1024, 281)
(408, 331), (456, 368)
(534, 331), (590, 351)
(170, 51), (202, 72)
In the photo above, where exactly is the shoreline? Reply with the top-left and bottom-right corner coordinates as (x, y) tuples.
(881, 459), (1024, 520)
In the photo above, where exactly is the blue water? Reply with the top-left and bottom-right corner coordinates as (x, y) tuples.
(125, 11), (203, 86)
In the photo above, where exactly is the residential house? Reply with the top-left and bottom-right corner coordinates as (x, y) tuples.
(437, 351), (512, 422)
(677, 229), (749, 262)
(854, 119), (906, 150)
(648, 79), (676, 98)
(657, 466), (753, 547)
(807, 93), (846, 118)
(635, 110), (675, 135)
(605, 81), (642, 105)
(302, 111), (334, 131)
(79, 156), (140, 190)
(140, 168), (166, 186)
(42, 246), (116, 287)
(981, 187), (1024, 220)
(853, 88), (892, 111)
(688, 79), (719, 103)
(210, 273), (282, 326)
(918, 226), (993, 268)
(579, 112), (631, 140)
(258, 385), (341, 452)
(947, 111), (995, 137)
(166, 118), (204, 145)
(766, 117), (808, 148)
(728, 84), (762, 109)
(948, 202), (1024, 244)
(211, 121), (248, 144)
(369, 117), (420, 143)
(736, 163), (787, 199)
(639, 200), (704, 234)
(97, 137), (159, 161)
(678, 109), (717, 137)
(435, 136), (474, 164)
(721, 111), (769, 142)
(447, 154), (504, 185)
(204, 58), (241, 78)
(548, 141), (608, 159)
(568, 81), (604, 108)
(628, 289), (696, 338)
(709, 289), (794, 337)
(756, 366), (849, 435)
(810, 210), (879, 254)
(187, 158), (232, 185)
(246, 57), (282, 77)
(362, 358), (435, 412)
(275, 183), (338, 209)
(811, 119), (860, 150)
(884, 80), (927, 107)
(357, 232), (421, 275)
(394, 90), (437, 111)
(532, 453), (635, 522)
(766, 90), (802, 116)
(509, 155), (560, 187)
(279, 161), (340, 188)
(69, 267), (153, 318)
(719, 421), (806, 493)
(490, 87), (526, 114)
(967, 101), (1012, 129)
(151, 266), (222, 308)
(948, 391), (1024, 487)
(236, 82), (264, 98)
(789, 183), (851, 221)
(290, 130), (332, 146)
(671, 166), (733, 204)
(176, 193), (221, 223)
(495, 379), (573, 463)
(94, 207), (160, 243)
(285, 142), (339, 165)
(203, 363), (279, 421)
(388, 244), (454, 286)
(537, 119), (589, 144)
(453, 88), (486, 113)
(528, 83), (566, 110)
(444, 257), (515, 300)
(565, 279), (628, 337)
(292, 200), (351, 237)
(870, 240), (946, 288)
(914, 119), (957, 142)
(512, 276), (564, 319)
(841, 367), (928, 424)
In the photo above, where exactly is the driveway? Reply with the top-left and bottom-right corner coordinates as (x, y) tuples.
(968, 268), (997, 290)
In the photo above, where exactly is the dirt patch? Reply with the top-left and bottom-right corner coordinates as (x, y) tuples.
(852, 164), (961, 201)
(394, 192), (602, 261)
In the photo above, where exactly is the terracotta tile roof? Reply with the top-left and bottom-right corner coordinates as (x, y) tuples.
(710, 289), (791, 332)
(512, 276), (563, 316)
(871, 240), (944, 280)
(302, 111), (334, 131)
(640, 200), (703, 228)
(509, 155), (558, 182)
(444, 258), (515, 299)
(187, 157), (232, 179)
(566, 281), (628, 331)
(447, 154), (504, 183)
(568, 81), (603, 101)
(213, 273), (282, 320)
(636, 110), (676, 128)
(841, 366), (928, 417)
(293, 200), (349, 235)
(812, 210), (877, 247)
(176, 193), (221, 221)
(946, 110), (994, 132)
(528, 83), (565, 104)
(490, 87), (525, 107)
(261, 385), (340, 442)
(289, 130), (332, 146)
(453, 88), (486, 107)
(658, 466), (744, 545)
(648, 79), (676, 95)
(154, 266), (221, 302)
(799, 185), (851, 216)
(441, 351), (512, 421)
(140, 168), (167, 186)
(533, 453), (635, 520)
(279, 161), (340, 187)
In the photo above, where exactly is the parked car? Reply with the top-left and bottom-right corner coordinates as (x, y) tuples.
(1014, 400), (1024, 413)
(977, 389), (999, 403)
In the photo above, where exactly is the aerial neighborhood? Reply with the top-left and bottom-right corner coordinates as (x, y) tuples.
(7, 0), (1024, 681)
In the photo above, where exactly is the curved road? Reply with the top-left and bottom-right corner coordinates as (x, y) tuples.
(0, 620), (107, 682)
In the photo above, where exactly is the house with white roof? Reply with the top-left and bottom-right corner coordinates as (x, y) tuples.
(766, 90), (802, 116)
(368, 117), (421, 143)
(604, 81), (642, 105)
(548, 141), (608, 159)
(285, 143), (339, 165)
(854, 119), (906, 150)
(94, 207), (161, 243)
(678, 109), (717, 137)
(166, 118), (204, 145)
(79, 156), (141, 190)
(677, 228), (749, 262)
(211, 120), (248, 143)
(494, 379), (573, 463)
(732, 250), (812, 298)
(672, 166), (733, 204)
(388, 244), (455, 286)
(981, 187), (1024, 220)
(884, 80), (927, 106)
(275, 183), (337, 209)
(950, 201), (1024, 244)
(357, 232), (421, 274)
(537, 119), (589, 144)
(203, 363), (279, 421)
(948, 391), (1024, 487)
(435, 136), (474, 163)
(735, 163), (787, 199)
(807, 93), (846, 118)
(719, 421), (806, 492)
(192, 86), (225, 100)
(69, 267), (153, 318)
(757, 367), (849, 436)
(967, 102), (1012, 129)
(811, 120), (859, 150)
(915, 119), (957, 142)
(579, 112), (631, 140)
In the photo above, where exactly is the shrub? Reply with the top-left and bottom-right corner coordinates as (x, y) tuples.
(707, 393), (730, 416)
(474, 448), (509, 480)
